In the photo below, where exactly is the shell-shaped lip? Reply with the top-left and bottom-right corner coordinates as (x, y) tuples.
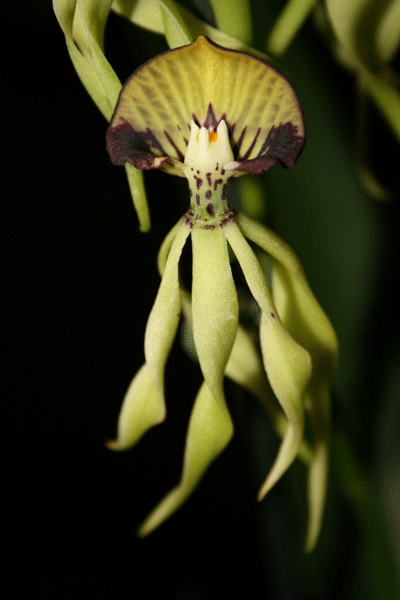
(106, 36), (306, 176)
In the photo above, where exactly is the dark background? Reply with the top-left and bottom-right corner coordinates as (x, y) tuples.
(3, 2), (399, 599)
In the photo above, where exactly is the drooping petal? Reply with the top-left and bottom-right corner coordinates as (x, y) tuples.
(145, 219), (191, 395)
(235, 211), (338, 376)
(257, 311), (310, 498)
(53, 0), (150, 231)
(106, 36), (305, 175)
(273, 261), (333, 551)
(224, 219), (312, 497)
(137, 381), (233, 536)
(191, 223), (239, 408)
(237, 211), (337, 550)
(106, 364), (165, 450)
(303, 382), (330, 552)
(180, 286), (313, 464)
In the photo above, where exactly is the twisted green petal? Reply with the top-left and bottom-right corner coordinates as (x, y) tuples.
(137, 381), (233, 536)
(224, 220), (311, 497)
(191, 224), (238, 410)
(145, 219), (191, 395)
(238, 212), (337, 550)
(106, 364), (165, 450)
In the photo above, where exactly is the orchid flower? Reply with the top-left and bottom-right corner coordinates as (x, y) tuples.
(105, 36), (338, 551)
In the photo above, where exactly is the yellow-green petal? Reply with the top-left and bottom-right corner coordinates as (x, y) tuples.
(106, 364), (165, 450)
(191, 224), (238, 410)
(137, 381), (233, 536)
(224, 220), (311, 496)
(145, 219), (191, 395)
(180, 286), (313, 464)
(78, 0), (122, 109)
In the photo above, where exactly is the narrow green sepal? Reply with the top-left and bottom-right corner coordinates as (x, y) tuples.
(224, 220), (312, 497)
(106, 363), (165, 450)
(137, 381), (233, 536)
(191, 224), (239, 410)
(145, 220), (191, 395)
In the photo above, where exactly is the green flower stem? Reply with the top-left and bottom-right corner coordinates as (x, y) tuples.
(360, 70), (400, 144)
(209, 0), (253, 45)
(332, 430), (400, 600)
(112, 0), (268, 58)
(266, 0), (319, 56)
(53, 0), (150, 231)
(125, 163), (151, 232)
(155, 0), (193, 47)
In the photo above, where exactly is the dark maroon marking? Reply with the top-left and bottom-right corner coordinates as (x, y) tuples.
(196, 170), (200, 174)
(219, 213), (235, 228)
(192, 114), (201, 127)
(164, 130), (184, 161)
(270, 312), (276, 318)
(257, 122), (305, 168)
(206, 203), (214, 217)
(205, 190), (212, 200)
(202, 224), (216, 230)
(189, 188), (193, 197)
(183, 215), (193, 228)
(214, 178), (223, 190)
(203, 104), (218, 129)
(177, 124), (181, 131)
(221, 168), (225, 175)
(241, 127), (261, 161)
(215, 163), (219, 170)
(231, 122), (305, 174)
(106, 119), (169, 169)
(183, 137), (188, 146)
(196, 194), (200, 205)
(221, 181), (230, 200)
(232, 126), (247, 155)
(194, 176), (203, 189)
(188, 209), (194, 216)
(206, 172), (212, 186)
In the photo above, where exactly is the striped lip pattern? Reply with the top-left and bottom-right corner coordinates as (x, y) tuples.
(106, 36), (306, 178)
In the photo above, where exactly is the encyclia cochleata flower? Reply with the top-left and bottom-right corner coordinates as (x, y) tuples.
(106, 36), (338, 551)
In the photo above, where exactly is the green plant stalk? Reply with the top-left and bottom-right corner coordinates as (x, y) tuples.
(360, 70), (400, 144)
(266, 0), (319, 56)
(209, 0), (253, 45)
(332, 430), (400, 600)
